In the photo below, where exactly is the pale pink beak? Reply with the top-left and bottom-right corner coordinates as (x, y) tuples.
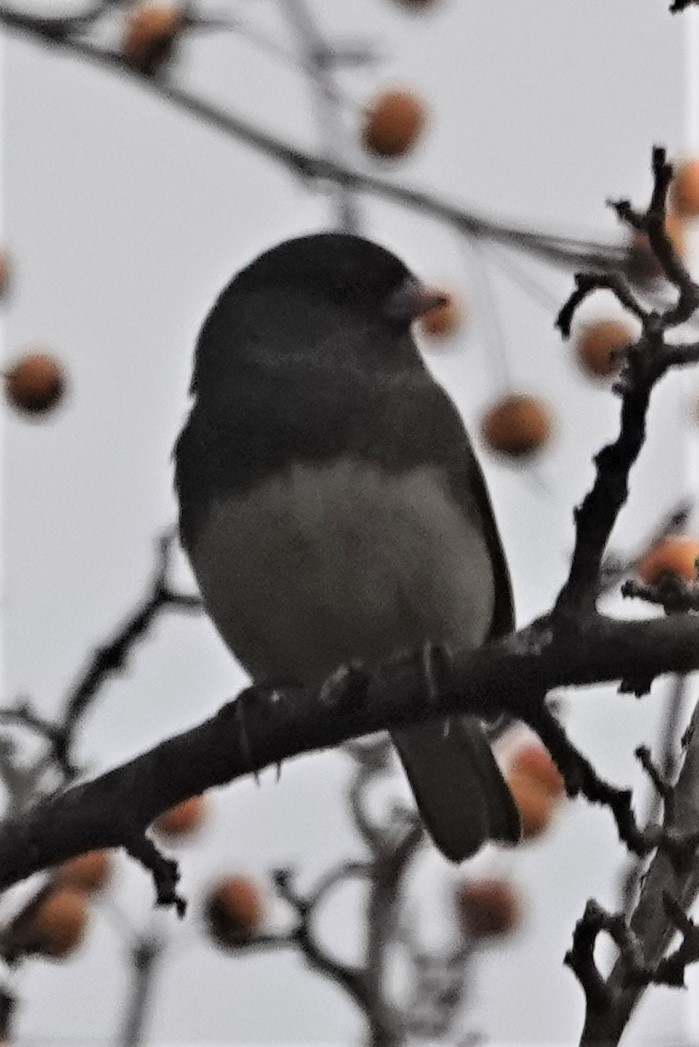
(385, 278), (448, 323)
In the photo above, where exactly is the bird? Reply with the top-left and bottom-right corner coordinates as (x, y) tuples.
(173, 232), (520, 862)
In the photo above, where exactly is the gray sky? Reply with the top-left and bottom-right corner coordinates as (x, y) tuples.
(4, 1), (699, 1043)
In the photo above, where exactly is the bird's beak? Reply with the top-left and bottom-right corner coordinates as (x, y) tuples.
(384, 278), (449, 323)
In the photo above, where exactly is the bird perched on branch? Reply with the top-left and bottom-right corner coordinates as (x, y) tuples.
(174, 233), (520, 861)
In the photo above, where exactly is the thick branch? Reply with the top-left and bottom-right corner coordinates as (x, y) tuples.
(579, 697), (699, 1046)
(1, 612), (699, 896)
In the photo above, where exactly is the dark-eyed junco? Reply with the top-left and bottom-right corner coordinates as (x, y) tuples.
(174, 233), (520, 861)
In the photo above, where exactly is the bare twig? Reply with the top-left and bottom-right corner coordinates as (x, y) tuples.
(554, 148), (699, 617)
(347, 741), (394, 850)
(271, 868), (368, 1008)
(284, 0), (360, 232)
(125, 834), (186, 916)
(622, 574), (699, 614)
(61, 530), (200, 742)
(239, 742), (422, 1046)
(575, 696), (699, 1046)
(565, 900), (634, 1015)
(120, 934), (164, 1047)
(599, 500), (692, 598)
(0, 530), (200, 794)
(0, 5), (632, 276)
(623, 676), (688, 914)
(364, 821), (422, 1046)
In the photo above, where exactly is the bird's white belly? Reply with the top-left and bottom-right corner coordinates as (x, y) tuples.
(189, 460), (494, 686)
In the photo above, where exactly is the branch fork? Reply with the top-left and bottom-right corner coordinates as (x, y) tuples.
(567, 891), (699, 1018)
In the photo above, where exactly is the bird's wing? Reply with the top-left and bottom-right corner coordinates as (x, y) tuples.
(377, 375), (520, 858)
(366, 375), (515, 641)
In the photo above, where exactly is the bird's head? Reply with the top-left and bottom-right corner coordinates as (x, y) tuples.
(190, 233), (446, 393)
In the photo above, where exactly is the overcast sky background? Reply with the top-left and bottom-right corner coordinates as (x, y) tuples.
(4, 1), (699, 1044)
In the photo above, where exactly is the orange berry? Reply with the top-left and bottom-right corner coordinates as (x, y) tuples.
(456, 878), (522, 939)
(666, 213), (686, 255)
(574, 319), (634, 379)
(25, 886), (88, 959)
(5, 352), (66, 416)
(153, 794), (207, 838)
(637, 535), (699, 585)
(362, 90), (426, 158)
(480, 394), (553, 458)
(506, 770), (555, 840)
(509, 743), (565, 800)
(205, 875), (264, 945)
(671, 158), (699, 218)
(418, 292), (462, 339)
(122, 3), (184, 75)
(58, 850), (113, 894)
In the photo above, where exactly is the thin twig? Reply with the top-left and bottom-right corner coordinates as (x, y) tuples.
(271, 868), (369, 1008)
(62, 530), (200, 740)
(598, 500), (692, 598)
(119, 934), (164, 1047)
(0, 7), (631, 275)
(576, 696), (699, 1046)
(284, 0), (360, 232)
(554, 149), (699, 617)
(6, 530), (202, 788)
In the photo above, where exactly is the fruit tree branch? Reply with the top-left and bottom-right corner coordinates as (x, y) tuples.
(571, 695), (699, 1046)
(1, 610), (699, 902)
(555, 147), (699, 617)
(0, 530), (200, 792)
(0, 3), (629, 275)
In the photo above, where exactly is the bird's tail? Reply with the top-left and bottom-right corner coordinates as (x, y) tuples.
(391, 718), (521, 862)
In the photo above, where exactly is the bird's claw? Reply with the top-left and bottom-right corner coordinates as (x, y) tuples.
(421, 641), (454, 704)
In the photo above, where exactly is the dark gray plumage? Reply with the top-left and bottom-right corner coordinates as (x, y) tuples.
(174, 232), (520, 861)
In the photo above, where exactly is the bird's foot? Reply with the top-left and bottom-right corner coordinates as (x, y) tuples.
(420, 641), (454, 704)
(319, 660), (370, 708)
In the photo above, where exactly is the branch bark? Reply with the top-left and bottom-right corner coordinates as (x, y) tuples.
(577, 696), (699, 1046)
(0, 611), (698, 899)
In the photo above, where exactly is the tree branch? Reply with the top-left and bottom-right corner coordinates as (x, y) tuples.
(1, 611), (699, 900)
(0, 530), (200, 789)
(61, 529), (200, 742)
(271, 868), (369, 1009)
(574, 695), (699, 1046)
(555, 147), (699, 616)
(119, 934), (164, 1047)
(0, 5), (631, 275)
(283, 0), (360, 233)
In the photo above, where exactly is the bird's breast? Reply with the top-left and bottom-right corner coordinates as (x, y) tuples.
(188, 459), (495, 686)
